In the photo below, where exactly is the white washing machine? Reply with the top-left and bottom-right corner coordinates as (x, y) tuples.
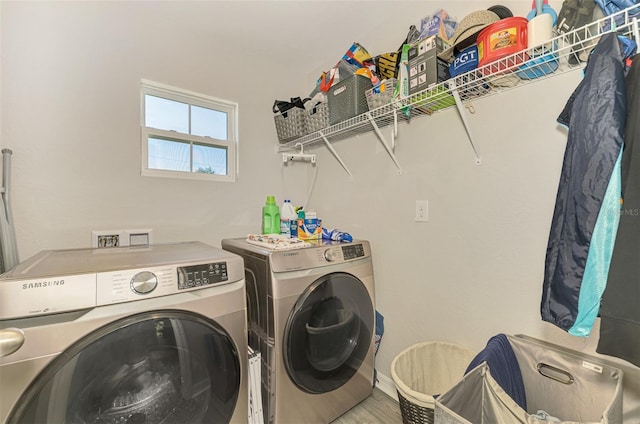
(221, 238), (375, 424)
(0, 241), (248, 424)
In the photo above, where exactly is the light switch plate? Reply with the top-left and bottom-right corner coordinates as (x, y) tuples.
(415, 200), (428, 222)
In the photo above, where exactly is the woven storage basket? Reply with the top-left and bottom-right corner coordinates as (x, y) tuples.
(305, 102), (329, 134)
(365, 78), (398, 111)
(274, 107), (306, 143)
(391, 341), (475, 424)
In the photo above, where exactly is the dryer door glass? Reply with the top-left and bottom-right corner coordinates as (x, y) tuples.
(284, 272), (374, 394)
(8, 311), (240, 424)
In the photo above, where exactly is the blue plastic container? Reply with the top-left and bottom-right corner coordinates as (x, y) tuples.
(449, 45), (479, 77)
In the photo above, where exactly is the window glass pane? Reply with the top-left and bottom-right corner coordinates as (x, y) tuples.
(148, 137), (190, 172)
(191, 106), (228, 140)
(193, 143), (227, 175)
(141, 81), (237, 181)
(145, 95), (189, 133)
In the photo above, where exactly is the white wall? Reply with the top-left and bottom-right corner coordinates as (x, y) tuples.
(1, 0), (310, 258)
(297, 3), (640, 418)
(306, 70), (640, 417)
(3, 0), (638, 420)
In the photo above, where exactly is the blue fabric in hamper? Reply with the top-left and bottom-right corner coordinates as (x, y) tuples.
(464, 334), (527, 410)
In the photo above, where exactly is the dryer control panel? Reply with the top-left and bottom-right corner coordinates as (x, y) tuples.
(340, 243), (366, 260)
(322, 244), (365, 262)
(269, 240), (371, 272)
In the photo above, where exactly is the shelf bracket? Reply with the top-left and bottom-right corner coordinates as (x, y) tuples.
(318, 131), (353, 178)
(391, 109), (399, 150)
(449, 80), (482, 165)
(365, 112), (403, 175)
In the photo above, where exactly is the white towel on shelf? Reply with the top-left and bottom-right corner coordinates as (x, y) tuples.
(246, 234), (312, 250)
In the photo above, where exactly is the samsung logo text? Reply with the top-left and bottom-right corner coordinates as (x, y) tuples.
(22, 280), (65, 290)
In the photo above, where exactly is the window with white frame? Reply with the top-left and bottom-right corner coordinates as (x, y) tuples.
(140, 80), (238, 182)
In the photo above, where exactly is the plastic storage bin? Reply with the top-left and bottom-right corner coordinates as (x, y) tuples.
(477, 17), (529, 69)
(391, 341), (476, 424)
(327, 74), (373, 125)
(517, 44), (559, 80)
(434, 334), (624, 424)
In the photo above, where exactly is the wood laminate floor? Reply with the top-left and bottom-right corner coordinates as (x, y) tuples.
(331, 388), (403, 424)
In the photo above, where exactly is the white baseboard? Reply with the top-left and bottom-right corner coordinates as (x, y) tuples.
(375, 371), (398, 402)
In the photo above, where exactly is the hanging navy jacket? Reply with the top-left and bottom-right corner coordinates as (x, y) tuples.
(597, 53), (640, 367)
(541, 34), (627, 331)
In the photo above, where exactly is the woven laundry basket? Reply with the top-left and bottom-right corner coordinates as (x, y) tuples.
(391, 341), (475, 424)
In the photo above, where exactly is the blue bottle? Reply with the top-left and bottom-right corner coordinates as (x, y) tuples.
(321, 228), (353, 242)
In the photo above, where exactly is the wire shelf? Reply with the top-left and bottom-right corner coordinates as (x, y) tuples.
(278, 6), (639, 153)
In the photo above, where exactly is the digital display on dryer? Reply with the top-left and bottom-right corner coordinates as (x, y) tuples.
(177, 262), (228, 290)
(341, 244), (364, 260)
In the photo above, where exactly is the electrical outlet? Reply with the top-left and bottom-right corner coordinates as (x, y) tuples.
(126, 229), (153, 246)
(415, 200), (429, 222)
(92, 229), (153, 248)
(92, 230), (123, 248)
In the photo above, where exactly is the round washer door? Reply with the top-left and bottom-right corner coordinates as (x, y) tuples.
(284, 272), (374, 394)
(8, 310), (241, 424)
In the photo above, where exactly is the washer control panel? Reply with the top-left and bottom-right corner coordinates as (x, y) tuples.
(131, 271), (158, 294)
(96, 261), (231, 305)
(177, 262), (228, 290)
(0, 242), (245, 319)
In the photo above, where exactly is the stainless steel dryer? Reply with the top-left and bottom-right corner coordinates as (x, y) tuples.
(221, 238), (375, 424)
(0, 241), (248, 424)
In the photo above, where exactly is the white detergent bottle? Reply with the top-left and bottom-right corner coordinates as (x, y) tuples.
(280, 200), (297, 237)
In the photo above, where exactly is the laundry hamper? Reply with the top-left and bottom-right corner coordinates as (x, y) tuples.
(391, 341), (476, 424)
(434, 334), (624, 424)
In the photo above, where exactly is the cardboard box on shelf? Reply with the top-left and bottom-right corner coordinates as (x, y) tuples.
(407, 35), (451, 96)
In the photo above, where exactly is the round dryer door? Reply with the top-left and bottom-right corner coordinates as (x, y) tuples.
(284, 272), (374, 394)
(8, 311), (241, 424)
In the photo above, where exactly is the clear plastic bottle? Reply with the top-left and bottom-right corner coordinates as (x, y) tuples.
(262, 196), (280, 235)
(280, 199), (297, 237)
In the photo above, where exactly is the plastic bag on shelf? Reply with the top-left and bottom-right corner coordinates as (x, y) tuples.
(316, 42), (376, 93)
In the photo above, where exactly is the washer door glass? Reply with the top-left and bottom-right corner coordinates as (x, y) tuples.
(8, 310), (240, 424)
(284, 272), (374, 394)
